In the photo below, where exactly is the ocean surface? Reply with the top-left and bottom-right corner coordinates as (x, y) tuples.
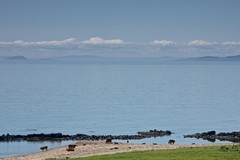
(1, 60), (240, 157)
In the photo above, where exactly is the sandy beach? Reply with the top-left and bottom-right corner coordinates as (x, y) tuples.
(1, 141), (229, 160)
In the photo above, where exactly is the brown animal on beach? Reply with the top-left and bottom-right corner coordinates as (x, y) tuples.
(40, 146), (48, 151)
(66, 144), (77, 151)
(168, 139), (175, 144)
(68, 144), (77, 148)
(105, 137), (112, 143)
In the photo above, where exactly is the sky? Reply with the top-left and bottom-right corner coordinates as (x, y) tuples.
(0, 0), (240, 58)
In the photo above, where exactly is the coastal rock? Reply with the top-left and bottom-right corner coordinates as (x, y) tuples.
(137, 129), (172, 137)
(184, 131), (240, 143)
(0, 129), (172, 142)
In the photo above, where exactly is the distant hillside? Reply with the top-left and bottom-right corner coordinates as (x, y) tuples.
(190, 56), (220, 61)
(5, 56), (27, 60)
(51, 55), (105, 60)
(1, 55), (240, 63)
(43, 55), (240, 62)
(48, 55), (178, 61)
(223, 55), (240, 61)
(187, 55), (240, 61)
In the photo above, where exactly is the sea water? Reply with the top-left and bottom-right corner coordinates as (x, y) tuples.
(0, 61), (240, 157)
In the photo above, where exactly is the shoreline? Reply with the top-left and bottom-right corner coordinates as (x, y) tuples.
(1, 141), (234, 160)
(1, 130), (239, 159)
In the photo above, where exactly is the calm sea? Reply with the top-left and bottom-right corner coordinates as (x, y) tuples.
(0, 61), (240, 157)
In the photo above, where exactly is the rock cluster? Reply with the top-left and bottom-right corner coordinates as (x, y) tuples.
(0, 129), (172, 142)
(184, 131), (240, 143)
(137, 129), (172, 137)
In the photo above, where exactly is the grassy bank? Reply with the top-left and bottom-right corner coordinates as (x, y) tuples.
(65, 145), (240, 160)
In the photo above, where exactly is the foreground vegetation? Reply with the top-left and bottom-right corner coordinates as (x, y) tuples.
(65, 145), (240, 160)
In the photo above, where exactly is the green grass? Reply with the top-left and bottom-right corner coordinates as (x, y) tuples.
(61, 145), (240, 160)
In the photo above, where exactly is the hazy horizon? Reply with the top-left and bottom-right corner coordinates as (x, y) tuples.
(1, 0), (240, 59)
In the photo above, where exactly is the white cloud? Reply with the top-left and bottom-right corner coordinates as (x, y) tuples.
(0, 38), (77, 47)
(81, 37), (124, 45)
(150, 40), (176, 46)
(1, 38), (240, 58)
(188, 40), (217, 46)
(222, 41), (240, 45)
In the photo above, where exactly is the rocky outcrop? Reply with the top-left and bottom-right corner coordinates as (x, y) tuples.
(0, 129), (172, 142)
(0, 133), (71, 142)
(137, 129), (172, 137)
(184, 131), (240, 143)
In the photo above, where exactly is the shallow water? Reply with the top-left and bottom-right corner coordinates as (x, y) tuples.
(0, 140), (76, 158)
(0, 61), (239, 157)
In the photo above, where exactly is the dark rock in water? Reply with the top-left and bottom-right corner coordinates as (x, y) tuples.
(207, 131), (216, 135)
(184, 131), (240, 143)
(26, 133), (72, 141)
(137, 129), (172, 137)
(0, 129), (172, 142)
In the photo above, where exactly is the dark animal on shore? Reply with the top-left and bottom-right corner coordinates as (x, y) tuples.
(105, 137), (112, 143)
(40, 146), (48, 151)
(66, 144), (77, 151)
(68, 144), (77, 148)
(168, 139), (175, 144)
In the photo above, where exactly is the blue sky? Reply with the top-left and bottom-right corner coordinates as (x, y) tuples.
(0, 0), (240, 58)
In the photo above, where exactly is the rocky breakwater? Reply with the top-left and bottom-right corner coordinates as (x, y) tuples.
(0, 129), (172, 142)
(184, 131), (240, 143)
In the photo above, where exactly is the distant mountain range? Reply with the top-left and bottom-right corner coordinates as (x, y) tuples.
(3, 56), (28, 60)
(186, 55), (240, 61)
(1, 55), (240, 62)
